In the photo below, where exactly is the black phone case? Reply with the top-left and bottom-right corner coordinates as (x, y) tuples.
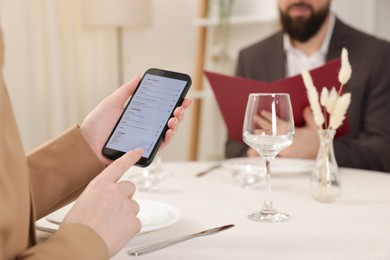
(102, 68), (192, 167)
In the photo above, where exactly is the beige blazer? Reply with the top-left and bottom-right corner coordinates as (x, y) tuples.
(0, 29), (109, 259)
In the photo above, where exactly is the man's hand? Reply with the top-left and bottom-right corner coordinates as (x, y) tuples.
(278, 107), (319, 159)
(246, 107), (319, 159)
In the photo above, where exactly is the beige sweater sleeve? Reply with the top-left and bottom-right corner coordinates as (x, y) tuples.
(24, 126), (110, 258)
(19, 224), (109, 260)
(27, 126), (105, 219)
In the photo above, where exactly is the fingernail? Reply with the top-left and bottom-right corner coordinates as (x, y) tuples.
(180, 106), (184, 114)
(133, 147), (144, 155)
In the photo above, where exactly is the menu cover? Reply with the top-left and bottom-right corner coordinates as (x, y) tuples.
(205, 58), (349, 143)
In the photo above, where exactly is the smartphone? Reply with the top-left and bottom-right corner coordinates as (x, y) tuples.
(102, 68), (192, 167)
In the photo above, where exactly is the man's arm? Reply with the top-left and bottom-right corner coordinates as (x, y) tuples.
(225, 139), (249, 158)
(333, 44), (390, 172)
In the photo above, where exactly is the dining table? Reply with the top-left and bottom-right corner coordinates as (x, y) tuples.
(37, 158), (390, 260)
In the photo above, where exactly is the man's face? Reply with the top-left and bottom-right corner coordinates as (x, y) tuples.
(278, 0), (331, 42)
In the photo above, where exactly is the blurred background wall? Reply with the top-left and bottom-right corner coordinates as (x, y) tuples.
(1, 0), (389, 162)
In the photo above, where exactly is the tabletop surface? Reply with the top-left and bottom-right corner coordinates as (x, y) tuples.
(110, 160), (390, 260)
(37, 159), (390, 260)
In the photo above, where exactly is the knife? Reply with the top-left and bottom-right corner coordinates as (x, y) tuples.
(128, 224), (235, 256)
(196, 164), (222, 177)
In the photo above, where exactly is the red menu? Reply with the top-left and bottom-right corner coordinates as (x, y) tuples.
(205, 58), (349, 143)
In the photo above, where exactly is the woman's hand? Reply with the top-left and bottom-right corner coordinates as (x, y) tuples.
(62, 148), (143, 256)
(80, 76), (192, 166)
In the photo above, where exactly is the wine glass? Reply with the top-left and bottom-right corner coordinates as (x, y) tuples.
(243, 93), (295, 222)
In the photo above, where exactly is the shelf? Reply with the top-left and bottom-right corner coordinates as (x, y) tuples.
(194, 15), (276, 27)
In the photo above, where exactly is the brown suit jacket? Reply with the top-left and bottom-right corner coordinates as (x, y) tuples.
(0, 29), (108, 259)
(226, 17), (390, 172)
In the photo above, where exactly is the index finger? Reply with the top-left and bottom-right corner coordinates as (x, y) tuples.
(100, 147), (144, 182)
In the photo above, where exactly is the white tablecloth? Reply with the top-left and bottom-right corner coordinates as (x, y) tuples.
(110, 161), (390, 260)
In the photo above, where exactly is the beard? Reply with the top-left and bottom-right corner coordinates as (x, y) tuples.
(279, 2), (330, 42)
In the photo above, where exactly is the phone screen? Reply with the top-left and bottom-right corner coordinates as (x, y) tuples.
(103, 68), (191, 166)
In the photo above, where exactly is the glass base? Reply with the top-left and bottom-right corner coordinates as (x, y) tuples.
(248, 209), (289, 223)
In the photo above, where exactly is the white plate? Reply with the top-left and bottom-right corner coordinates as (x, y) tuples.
(36, 200), (181, 234)
(222, 157), (314, 175)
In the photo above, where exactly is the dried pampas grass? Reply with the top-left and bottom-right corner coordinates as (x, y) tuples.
(301, 47), (352, 131)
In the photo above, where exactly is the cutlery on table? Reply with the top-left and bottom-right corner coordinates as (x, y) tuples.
(128, 224), (235, 256)
(196, 164), (222, 177)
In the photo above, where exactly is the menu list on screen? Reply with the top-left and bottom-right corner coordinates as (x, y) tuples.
(105, 73), (187, 158)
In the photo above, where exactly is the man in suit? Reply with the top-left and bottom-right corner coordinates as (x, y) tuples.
(225, 0), (390, 172)
(0, 27), (191, 258)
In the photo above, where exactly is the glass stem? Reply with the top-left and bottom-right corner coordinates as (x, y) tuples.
(262, 159), (273, 211)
